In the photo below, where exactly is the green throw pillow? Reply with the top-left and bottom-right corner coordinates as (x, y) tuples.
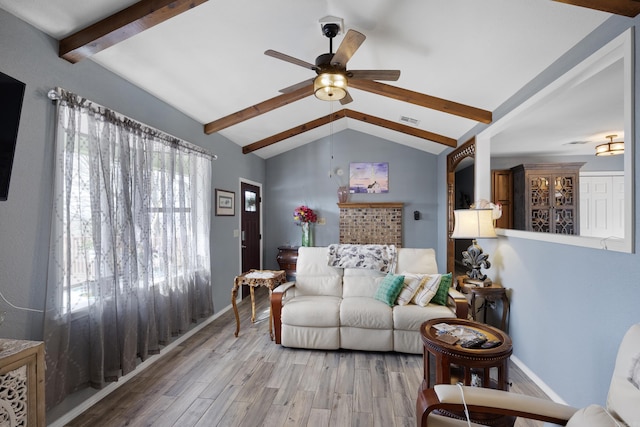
(374, 273), (406, 306)
(430, 273), (452, 305)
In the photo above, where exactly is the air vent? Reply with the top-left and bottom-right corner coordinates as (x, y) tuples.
(399, 116), (420, 126)
(564, 140), (589, 145)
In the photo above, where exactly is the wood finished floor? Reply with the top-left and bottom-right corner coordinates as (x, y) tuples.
(66, 288), (549, 427)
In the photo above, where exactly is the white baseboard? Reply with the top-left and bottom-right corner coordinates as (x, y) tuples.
(47, 303), (235, 427)
(510, 355), (568, 405)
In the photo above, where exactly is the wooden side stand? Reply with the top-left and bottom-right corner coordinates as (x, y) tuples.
(231, 269), (286, 339)
(457, 275), (510, 331)
(418, 318), (514, 427)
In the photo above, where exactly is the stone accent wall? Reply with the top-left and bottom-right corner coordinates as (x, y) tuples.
(338, 203), (403, 247)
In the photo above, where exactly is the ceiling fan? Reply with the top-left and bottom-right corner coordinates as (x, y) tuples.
(265, 22), (401, 104)
(203, 21), (492, 136)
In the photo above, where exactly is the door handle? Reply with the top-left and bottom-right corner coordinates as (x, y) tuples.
(241, 245), (247, 249)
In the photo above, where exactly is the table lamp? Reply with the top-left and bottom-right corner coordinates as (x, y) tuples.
(451, 208), (497, 286)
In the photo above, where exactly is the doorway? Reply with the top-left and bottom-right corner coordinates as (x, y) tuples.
(446, 138), (475, 276)
(240, 180), (262, 296)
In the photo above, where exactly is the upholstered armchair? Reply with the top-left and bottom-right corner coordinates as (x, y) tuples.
(417, 323), (640, 426)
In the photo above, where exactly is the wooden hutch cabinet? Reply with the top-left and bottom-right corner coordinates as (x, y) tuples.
(511, 163), (584, 235)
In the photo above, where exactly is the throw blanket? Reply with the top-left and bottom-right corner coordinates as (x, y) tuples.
(327, 244), (397, 273)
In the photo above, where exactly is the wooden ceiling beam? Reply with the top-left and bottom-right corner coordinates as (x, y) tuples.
(344, 110), (457, 148)
(205, 80), (492, 137)
(204, 84), (314, 135)
(59, 0), (208, 63)
(242, 109), (455, 154)
(242, 111), (347, 154)
(349, 79), (492, 124)
(552, 0), (640, 17)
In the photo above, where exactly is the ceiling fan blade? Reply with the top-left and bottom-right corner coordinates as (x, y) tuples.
(348, 70), (401, 81)
(279, 78), (315, 94)
(339, 91), (353, 105)
(331, 29), (366, 67)
(265, 49), (316, 70)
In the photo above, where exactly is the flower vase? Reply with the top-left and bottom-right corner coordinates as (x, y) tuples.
(337, 186), (349, 203)
(301, 222), (313, 247)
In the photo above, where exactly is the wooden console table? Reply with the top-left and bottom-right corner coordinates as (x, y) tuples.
(232, 269), (286, 339)
(0, 339), (45, 426)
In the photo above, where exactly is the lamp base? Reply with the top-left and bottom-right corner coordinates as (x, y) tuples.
(461, 239), (492, 285)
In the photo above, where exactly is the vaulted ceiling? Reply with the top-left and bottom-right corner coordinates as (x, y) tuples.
(1, 0), (634, 158)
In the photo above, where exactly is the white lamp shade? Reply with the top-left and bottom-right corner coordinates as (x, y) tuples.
(451, 209), (497, 239)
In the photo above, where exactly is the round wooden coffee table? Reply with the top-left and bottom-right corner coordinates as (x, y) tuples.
(419, 318), (514, 427)
(420, 317), (513, 390)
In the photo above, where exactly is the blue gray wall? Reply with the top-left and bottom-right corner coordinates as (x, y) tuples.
(2, 5), (638, 413)
(0, 9), (265, 341)
(262, 129), (440, 270)
(441, 14), (639, 408)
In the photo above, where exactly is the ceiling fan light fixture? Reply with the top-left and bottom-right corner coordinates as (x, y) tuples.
(595, 134), (624, 156)
(314, 73), (347, 101)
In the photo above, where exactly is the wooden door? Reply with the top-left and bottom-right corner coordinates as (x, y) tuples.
(491, 170), (513, 229)
(241, 182), (261, 296)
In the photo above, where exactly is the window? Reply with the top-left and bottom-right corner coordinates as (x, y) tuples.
(45, 89), (214, 407)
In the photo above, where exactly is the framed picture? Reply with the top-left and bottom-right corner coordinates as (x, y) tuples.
(215, 189), (235, 216)
(349, 162), (389, 194)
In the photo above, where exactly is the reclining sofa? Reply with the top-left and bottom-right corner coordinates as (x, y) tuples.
(271, 245), (468, 354)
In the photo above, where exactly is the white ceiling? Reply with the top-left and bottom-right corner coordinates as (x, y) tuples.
(0, 0), (614, 158)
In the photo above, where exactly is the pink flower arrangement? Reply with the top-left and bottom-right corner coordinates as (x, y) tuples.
(293, 205), (317, 224)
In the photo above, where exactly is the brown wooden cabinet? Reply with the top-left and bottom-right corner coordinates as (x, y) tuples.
(276, 246), (299, 281)
(511, 163), (584, 235)
(0, 339), (45, 426)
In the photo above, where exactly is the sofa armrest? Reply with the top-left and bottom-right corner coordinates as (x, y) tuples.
(417, 384), (578, 426)
(271, 281), (296, 344)
(447, 287), (468, 319)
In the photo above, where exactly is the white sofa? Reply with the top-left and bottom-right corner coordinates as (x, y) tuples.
(271, 246), (468, 354)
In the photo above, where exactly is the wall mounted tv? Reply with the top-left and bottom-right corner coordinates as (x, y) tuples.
(0, 71), (25, 201)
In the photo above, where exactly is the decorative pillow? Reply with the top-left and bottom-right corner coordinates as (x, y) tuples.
(566, 404), (621, 427)
(396, 273), (427, 305)
(629, 352), (640, 389)
(411, 274), (443, 307)
(430, 273), (453, 306)
(374, 273), (405, 306)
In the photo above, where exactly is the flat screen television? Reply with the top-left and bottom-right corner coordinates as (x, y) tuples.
(0, 71), (26, 201)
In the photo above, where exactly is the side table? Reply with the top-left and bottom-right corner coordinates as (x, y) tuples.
(418, 318), (514, 427)
(457, 276), (510, 331)
(232, 269), (286, 339)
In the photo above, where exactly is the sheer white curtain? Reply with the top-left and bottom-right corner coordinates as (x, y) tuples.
(44, 89), (213, 408)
